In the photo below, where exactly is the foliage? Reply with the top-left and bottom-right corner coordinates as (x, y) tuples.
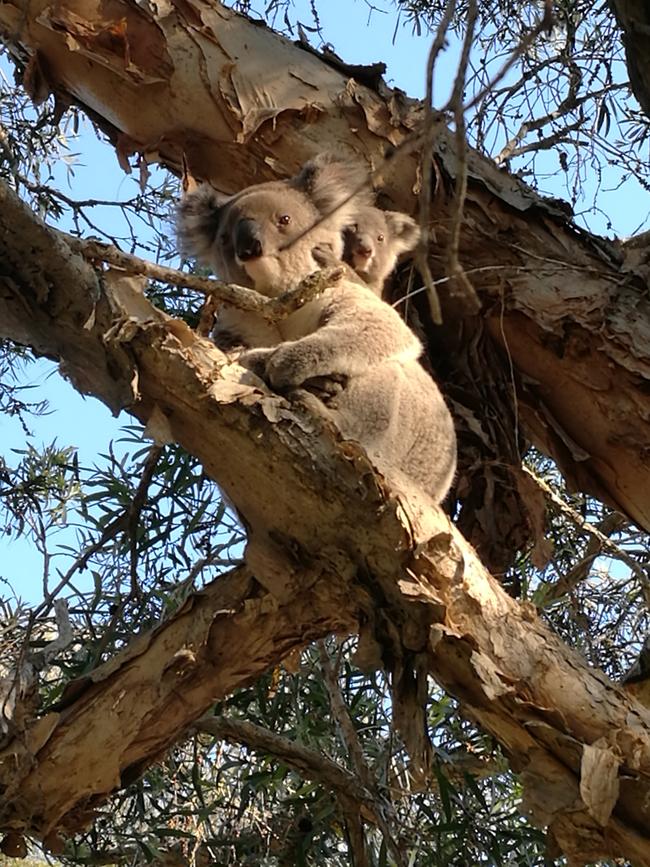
(0, 340), (48, 430)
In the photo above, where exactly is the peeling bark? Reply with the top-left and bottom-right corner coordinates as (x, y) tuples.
(0, 565), (358, 838)
(1, 183), (650, 865)
(2, 2), (650, 862)
(1, 0), (649, 569)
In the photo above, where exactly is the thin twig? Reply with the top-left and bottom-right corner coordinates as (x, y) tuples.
(30, 512), (128, 624)
(523, 467), (650, 604)
(494, 85), (618, 166)
(61, 231), (344, 320)
(318, 641), (406, 867)
(126, 444), (163, 595)
(194, 715), (381, 824)
(443, 0), (480, 312)
(543, 511), (627, 603)
(416, 0), (458, 326)
(463, 15), (553, 115)
(497, 125), (586, 165)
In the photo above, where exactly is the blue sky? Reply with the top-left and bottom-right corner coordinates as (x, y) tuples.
(1, 0), (647, 606)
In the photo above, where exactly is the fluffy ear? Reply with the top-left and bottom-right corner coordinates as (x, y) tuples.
(292, 154), (374, 221)
(384, 211), (420, 255)
(176, 184), (231, 262)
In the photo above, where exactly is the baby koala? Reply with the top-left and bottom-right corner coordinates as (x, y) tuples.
(343, 206), (420, 296)
(176, 156), (456, 505)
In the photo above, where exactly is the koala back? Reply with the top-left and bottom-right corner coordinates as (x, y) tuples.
(238, 273), (456, 505)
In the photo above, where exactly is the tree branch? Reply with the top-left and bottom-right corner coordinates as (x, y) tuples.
(63, 233), (345, 320)
(194, 715), (381, 825)
(1, 179), (650, 863)
(2, 0), (650, 548)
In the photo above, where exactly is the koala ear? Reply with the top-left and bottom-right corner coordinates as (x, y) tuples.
(384, 211), (421, 255)
(293, 154), (373, 220)
(176, 184), (231, 261)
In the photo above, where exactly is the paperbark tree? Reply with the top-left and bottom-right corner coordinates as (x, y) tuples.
(0, 1), (649, 865)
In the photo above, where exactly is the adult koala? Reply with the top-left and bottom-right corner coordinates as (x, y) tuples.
(177, 157), (456, 505)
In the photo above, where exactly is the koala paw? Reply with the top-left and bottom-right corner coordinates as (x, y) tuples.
(241, 344), (333, 393)
(264, 345), (318, 390)
(239, 347), (274, 380)
(302, 373), (348, 403)
(312, 243), (338, 268)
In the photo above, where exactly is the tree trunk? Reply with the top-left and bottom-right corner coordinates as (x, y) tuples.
(1, 2), (650, 864)
(609, 0), (650, 118)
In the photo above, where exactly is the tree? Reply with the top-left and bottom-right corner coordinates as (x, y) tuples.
(1, 0), (650, 864)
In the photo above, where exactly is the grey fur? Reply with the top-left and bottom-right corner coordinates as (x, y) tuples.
(344, 206), (420, 295)
(176, 159), (456, 504)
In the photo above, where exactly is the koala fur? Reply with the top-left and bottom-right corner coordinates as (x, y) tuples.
(176, 158), (456, 504)
(343, 206), (420, 296)
(177, 157), (373, 349)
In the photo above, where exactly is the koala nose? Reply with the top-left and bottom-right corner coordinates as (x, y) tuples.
(235, 219), (263, 261)
(355, 239), (373, 259)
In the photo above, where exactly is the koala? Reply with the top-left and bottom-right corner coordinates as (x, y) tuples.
(343, 206), (420, 296)
(176, 157), (456, 504)
(177, 157), (373, 349)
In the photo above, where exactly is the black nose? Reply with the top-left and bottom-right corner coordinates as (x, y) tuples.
(235, 219), (263, 261)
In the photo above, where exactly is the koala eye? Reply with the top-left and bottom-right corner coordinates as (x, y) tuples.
(278, 214), (292, 226)
(377, 233), (385, 243)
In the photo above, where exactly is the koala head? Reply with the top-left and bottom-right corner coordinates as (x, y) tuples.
(177, 156), (372, 297)
(344, 206), (420, 292)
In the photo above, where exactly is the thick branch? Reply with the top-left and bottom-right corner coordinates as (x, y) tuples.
(1, 181), (650, 865)
(0, 0), (649, 541)
(0, 565), (358, 837)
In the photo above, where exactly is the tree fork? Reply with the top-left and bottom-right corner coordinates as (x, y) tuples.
(0, 0), (648, 549)
(1, 181), (650, 864)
